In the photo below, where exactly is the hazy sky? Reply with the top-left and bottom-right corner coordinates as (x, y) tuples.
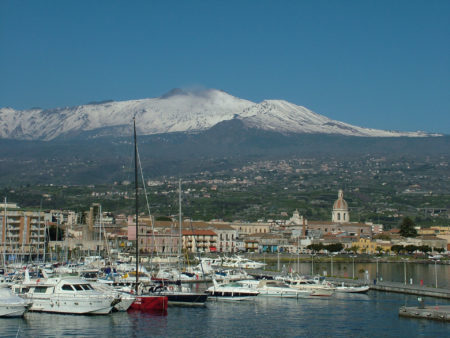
(1, 0), (449, 134)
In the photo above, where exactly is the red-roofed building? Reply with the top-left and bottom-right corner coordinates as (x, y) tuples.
(182, 229), (218, 253)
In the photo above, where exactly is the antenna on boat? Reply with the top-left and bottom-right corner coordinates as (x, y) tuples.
(134, 117), (139, 295)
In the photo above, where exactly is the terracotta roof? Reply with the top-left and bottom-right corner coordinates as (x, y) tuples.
(182, 230), (217, 236)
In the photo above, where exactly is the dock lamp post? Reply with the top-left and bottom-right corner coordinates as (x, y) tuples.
(434, 260), (438, 288)
(375, 257), (380, 281)
(350, 255), (356, 279)
(330, 254), (334, 277)
(401, 258), (408, 285)
(311, 253), (315, 276)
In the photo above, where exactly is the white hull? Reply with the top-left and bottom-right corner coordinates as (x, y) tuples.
(335, 286), (370, 294)
(26, 296), (113, 314)
(208, 295), (255, 301)
(256, 290), (310, 298)
(0, 304), (29, 317)
(114, 297), (135, 311)
(0, 286), (30, 317)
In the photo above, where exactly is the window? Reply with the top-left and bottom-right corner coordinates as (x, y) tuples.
(62, 285), (74, 291)
(337, 213), (341, 220)
(34, 286), (48, 293)
(73, 284), (84, 291)
(343, 214), (346, 220)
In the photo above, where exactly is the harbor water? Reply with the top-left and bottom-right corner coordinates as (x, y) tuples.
(1, 291), (449, 337)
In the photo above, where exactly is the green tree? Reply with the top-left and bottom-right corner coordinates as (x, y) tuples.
(399, 217), (417, 238)
(391, 245), (404, 254)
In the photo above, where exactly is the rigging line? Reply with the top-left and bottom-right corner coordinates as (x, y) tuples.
(136, 142), (159, 258)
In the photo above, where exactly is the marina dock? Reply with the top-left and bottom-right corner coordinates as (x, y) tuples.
(399, 305), (450, 322)
(328, 277), (450, 299)
(248, 270), (450, 299)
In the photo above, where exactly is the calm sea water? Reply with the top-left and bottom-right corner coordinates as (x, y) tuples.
(1, 291), (449, 337)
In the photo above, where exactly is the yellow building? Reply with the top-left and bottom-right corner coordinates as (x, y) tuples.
(353, 238), (392, 254)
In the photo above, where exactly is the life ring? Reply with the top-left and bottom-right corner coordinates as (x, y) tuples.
(168, 286), (174, 291)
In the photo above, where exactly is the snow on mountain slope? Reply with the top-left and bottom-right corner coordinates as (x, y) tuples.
(239, 100), (433, 137)
(0, 89), (438, 140)
(0, 89), (254, 140)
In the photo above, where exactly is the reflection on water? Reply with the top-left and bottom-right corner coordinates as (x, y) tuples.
(1, 292), (448, 337)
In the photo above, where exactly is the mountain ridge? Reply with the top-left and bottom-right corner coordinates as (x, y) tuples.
(0, 88), (441, 140)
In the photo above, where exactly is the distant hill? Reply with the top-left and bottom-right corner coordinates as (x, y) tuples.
(0, 121), (448, 186)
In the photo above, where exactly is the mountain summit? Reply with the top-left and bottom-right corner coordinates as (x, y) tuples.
(0, 89), (438, 140)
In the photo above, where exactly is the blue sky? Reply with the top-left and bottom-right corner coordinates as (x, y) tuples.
(1, 0), (449, 133)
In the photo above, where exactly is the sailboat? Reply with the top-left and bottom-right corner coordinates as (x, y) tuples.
(127, 118), (168, 314)
(150, 180), (208, 307)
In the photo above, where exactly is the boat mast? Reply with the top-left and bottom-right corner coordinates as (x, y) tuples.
(134, 117), (139, 294)
(178, 179), (182, 272)
(2, 197), (6, 268)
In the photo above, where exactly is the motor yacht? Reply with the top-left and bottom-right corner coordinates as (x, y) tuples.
(237, 279), (311, 298)
(206, 279), (259, 301)
(12, 274), (119, 315)
(285, 277), (334, 297)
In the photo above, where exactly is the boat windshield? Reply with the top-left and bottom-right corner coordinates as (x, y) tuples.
(62, 284), (75, 291)
(225, 282), (243, 287)
(73, 284), (84, 291)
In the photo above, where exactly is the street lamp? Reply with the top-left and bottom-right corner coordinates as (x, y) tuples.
(311, 253), (315, 276)
(330, 254), (334, 277)
(277, 247), (280, 272)
(350, 255), (356, 279)
(401, 258), (408, 285)
(375, 257), (380, 281)
(434, 260), (438, 288)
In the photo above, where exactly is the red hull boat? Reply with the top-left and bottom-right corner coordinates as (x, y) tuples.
(128, 295), (168, 314)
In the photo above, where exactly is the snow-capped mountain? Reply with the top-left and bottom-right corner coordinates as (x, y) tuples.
(0, 89), (438, 140)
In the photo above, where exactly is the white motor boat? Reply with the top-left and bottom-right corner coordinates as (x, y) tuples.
(12, 275), (119, 315)
(286, 278), (334, 297)
(237, 279), (311, 298)
(335, 283), (370, 294)
(0, 285), (31, 317)
(206, 279), (259, 301)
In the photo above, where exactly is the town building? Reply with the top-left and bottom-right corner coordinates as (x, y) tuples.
(352, 238), (392, 254)
(0, 204), (46, 255)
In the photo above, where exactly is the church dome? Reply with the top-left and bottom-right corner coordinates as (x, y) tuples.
(333, 190), (348, 210)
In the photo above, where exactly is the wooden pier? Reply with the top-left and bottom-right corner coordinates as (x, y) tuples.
(399, 305), (450, 322)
